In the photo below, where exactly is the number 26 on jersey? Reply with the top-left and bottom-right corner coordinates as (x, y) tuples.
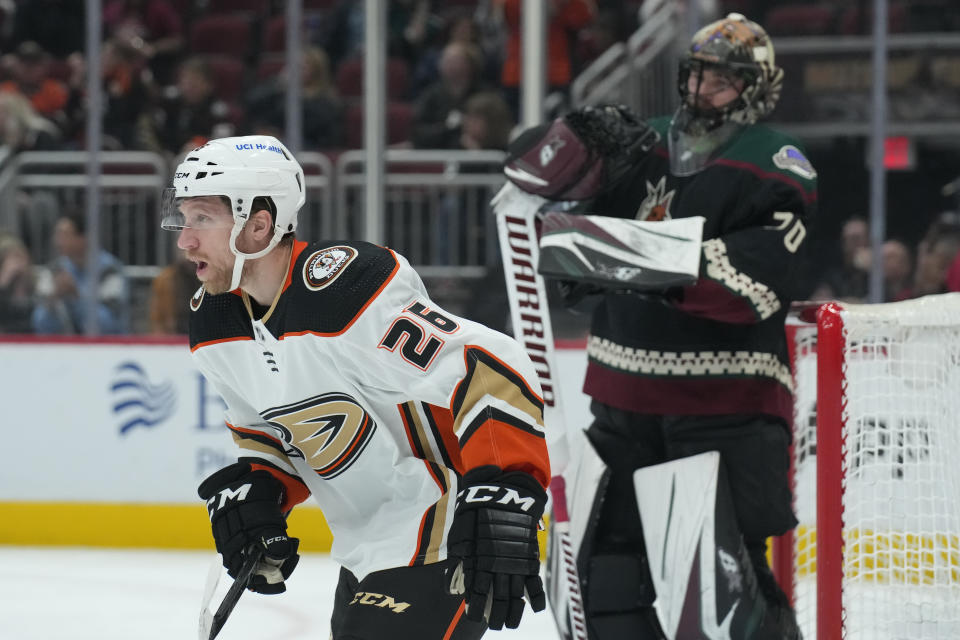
(378, 301), (460, 370)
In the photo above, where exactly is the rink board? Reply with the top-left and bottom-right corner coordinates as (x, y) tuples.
(0, 337), (590, 549)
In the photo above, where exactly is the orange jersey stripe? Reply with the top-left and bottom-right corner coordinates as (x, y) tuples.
(443, 601), (467, 640)
(190, 335), (252, 352)
(227, 422), (285, 448)
(460, 417), (551, 489)
(426, 403), (464, 474)
(249, 462), (311, 512)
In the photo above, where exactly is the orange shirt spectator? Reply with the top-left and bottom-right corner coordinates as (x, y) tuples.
(0, 78), (68, 117)
(500, 0), (595, 89)
(1, 41), (69, 119)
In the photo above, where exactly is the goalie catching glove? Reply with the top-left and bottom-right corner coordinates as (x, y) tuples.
(504, 104), (659, 201)
(198, 462), (300, 594)
(447, 466), (547, 630)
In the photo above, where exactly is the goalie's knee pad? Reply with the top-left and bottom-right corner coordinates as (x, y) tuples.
(586, 553), (655, 613)
(584, 553), (666, 639)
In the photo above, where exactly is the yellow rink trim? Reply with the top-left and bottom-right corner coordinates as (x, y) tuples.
(0, 501), (551, 558)
(0, 502), (334, 551)
(793, 525), (960, 584)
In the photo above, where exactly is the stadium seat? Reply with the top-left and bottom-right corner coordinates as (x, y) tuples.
(839, 2), (908, 34)
(336, 57), (410, 100)
(262, 15), (287, 53)
(764, 5), (836, 36)
(256, 53), (287, 81)
(207, 0), (270, 15)
(345, 101), (415, 149)
(205, 56), (246, 102)
(188, 13), (254, 58)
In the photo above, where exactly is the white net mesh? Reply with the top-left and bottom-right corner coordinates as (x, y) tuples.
(791, 294), (960, 639)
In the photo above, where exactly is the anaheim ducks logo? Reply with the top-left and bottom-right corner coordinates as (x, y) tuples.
(262, 392), (377, 480)
(635, 176), (675, 222)
(190, 285), (205, 311)
(303, 246), (357, 291)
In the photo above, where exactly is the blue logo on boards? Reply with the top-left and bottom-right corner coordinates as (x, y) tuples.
(111, 362), (177, 435)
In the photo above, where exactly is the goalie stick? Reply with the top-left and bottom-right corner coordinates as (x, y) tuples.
(491, 183), (587, 640)
(198, 545), (265, 640)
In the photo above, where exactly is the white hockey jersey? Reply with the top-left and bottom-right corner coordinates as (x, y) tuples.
(189, 240), (550, 580)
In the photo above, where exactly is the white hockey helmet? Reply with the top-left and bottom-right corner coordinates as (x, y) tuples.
(161, 135), (305, 289)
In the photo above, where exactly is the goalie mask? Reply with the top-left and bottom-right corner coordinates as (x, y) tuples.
(160, 135), (306, 290)
(669, 13), (783, 176)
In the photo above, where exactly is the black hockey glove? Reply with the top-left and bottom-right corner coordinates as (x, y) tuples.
(447, 466), (547, 630)
(197, 462), (300, 595)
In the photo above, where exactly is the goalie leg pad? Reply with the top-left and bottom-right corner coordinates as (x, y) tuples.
(634, 451), (789, 640)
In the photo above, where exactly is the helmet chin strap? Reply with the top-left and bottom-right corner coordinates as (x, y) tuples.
(227, 218), (284, 291)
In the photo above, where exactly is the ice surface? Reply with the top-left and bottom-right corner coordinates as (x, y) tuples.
(0, 547), (562, 640)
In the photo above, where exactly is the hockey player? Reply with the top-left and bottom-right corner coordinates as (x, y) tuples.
(499, 13), (815, 640)
(160, 135), (550, 639)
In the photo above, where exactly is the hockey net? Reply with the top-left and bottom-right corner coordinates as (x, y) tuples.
(778, 294), (960, 639)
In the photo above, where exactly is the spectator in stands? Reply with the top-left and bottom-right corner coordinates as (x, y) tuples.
(811, 216), (871, 302)
(102, 38), (156, 150)
(10, 0), (85, 58)
(500, 0), (596, 119)
(898, 213), (960, 300)
(0, 41), (70, 126)
(0, 232), (37, 333)
(32, 209), (130, 335)
(320, 0), (441, 73)
(411, 41), (486, 149)
(882, 239), (913, 302)
(148, 255), (195, 334)
(459, 90), (514, 151)
(245, 47), (345, 150)
(62, 39), (156, 150)
(139, 56), (234, 157)
(578, 4), (637, 69)
(411, 10), (498, 96)
(103, 0), (184, 87)
(0, 91), (61, 152)
(474, 0), (507, 84)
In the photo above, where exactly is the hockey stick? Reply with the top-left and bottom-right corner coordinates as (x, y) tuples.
(491, 183), (587, 640)
(198, 545), (265, 640)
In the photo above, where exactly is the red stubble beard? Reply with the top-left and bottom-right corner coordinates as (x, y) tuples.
(186, 253), (236, 295)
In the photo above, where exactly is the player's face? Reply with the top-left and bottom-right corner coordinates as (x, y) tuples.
(687, 67), (745, 111)
(176, 197), (236, 294)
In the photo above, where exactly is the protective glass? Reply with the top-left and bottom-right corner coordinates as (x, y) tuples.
(668, 113), (743, 177)
(159, 188), (235, 231)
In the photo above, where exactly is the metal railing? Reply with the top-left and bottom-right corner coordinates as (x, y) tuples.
(571, 1), (683, 116)
(0, 149), (506, 281)
(334, 149), (506, 278)
(0, 151), (169, 276)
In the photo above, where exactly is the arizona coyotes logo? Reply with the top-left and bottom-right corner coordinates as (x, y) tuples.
(190, 285), (205, 311)
(635, 176), (675, 222)
(303, 246), (357, 290)
(262, 393), (376, 479)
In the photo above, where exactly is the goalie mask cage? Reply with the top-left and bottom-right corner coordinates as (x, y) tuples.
(775, 294), (960, 639)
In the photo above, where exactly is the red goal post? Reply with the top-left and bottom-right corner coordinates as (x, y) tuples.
(775, 295), (960, 639)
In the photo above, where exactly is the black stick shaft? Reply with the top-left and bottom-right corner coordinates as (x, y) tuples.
(208, 546), (265, 640)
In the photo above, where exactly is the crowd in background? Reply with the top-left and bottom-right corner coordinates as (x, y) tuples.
(0, 0), (959, 336)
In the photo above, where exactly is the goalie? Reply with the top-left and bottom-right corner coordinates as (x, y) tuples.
(500, 13), (815, 640)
